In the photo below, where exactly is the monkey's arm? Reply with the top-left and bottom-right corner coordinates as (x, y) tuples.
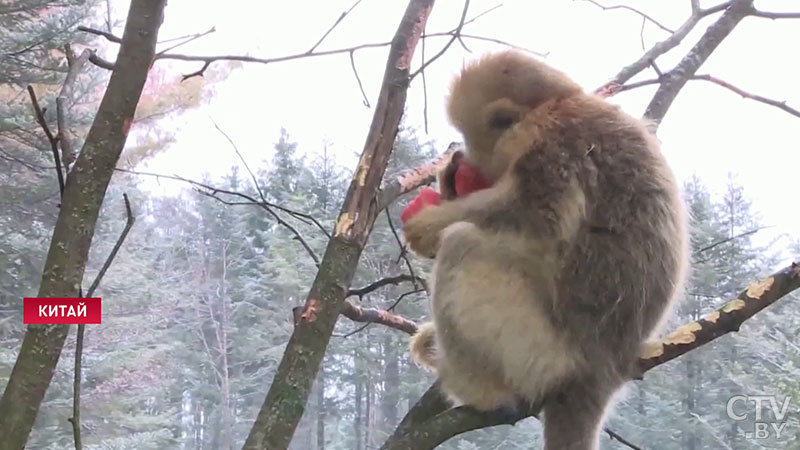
(403, 141), (589, 258)
(402, 177), (516, 258)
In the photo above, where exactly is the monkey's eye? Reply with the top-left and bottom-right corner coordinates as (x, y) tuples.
(488, 114), (514, 130)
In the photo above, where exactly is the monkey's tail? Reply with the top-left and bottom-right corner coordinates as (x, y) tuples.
(409, 321), (438, 370)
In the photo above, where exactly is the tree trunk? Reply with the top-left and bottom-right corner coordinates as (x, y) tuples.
(316, 368), (325, 450)
(241, 1), (435, 449)
(0, 2), (166, 449)
(381, 334), (399, 435)
(354, 348), (363, 450)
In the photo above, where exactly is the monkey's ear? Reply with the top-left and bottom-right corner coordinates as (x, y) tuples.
(483, 98), (526, 130)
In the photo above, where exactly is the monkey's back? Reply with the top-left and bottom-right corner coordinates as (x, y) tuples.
(516, 95), (690, 378)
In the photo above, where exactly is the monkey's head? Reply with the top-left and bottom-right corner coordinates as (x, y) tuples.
(446, 51), (581, 178)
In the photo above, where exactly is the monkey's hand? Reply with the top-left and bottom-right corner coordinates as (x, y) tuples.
(402, 204), (448, 258)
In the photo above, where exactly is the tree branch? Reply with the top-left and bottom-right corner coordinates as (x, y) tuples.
(347, 274), (425, 298)
(644, 0), (754, 125)
(27, 86), (65, 195)
(241, 2), (436, 448)
(578, 0), (674, 33)
(377, 142), (461, 211)
(339, 294), (422, 336)
(381, 262), (800, 449)
(69, 194), (136, 450)
(691, 74), (800, 119)
(596, 1), (732, 91)
(750, 10), (800, 20)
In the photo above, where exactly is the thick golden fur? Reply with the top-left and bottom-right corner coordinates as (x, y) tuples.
(403, 51), (689, 450)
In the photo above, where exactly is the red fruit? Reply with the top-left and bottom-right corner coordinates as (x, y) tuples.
(454, 162), (492, 196)
(401, 187), (441, 224)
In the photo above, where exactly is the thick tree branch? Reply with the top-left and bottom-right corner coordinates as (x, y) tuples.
(644, 0), (754, 125)
(339, 297), (421, 336)
(0, 1), (167, 449)
(377, 142), (461, 211)
(381, 262), (800, 450)
(241, 2), (436, 449)
(596, 1), (731, 91)
(638, 262), (800, 372)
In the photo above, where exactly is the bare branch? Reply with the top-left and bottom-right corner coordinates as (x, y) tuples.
(349, 51), (370, 107)
(410, 0), (471, 81)
(68, 324), (84, 450)
(86, 194), (136, 297)
(88, 51), (115, 70)
(578, 0), (674, 33)
(77, 25), (121, 43)
(209, 117), (267, 205)
(69, 195), (136, 450)
(692, 225), (772, 257)
(385, 209), (425, 293)
(377, 142), (462, 211)
(117, 168), (331, 238)
(27, 86), (65, 195)
(156, 26), (216, 56)
(639, 262), (800, 372)
(644, 0), (755, 125)
(691, 74), (800, 119)
(605, 429), (645, 450)
(596, 1), (733, 91)
(348, 274), (425, 298)
(750, 10), (800, 19)
(338, 290), (424, 337)
(308, 0), (364, 53)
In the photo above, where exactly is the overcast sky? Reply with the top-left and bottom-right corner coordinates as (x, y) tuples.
(111, 0), (799, 266)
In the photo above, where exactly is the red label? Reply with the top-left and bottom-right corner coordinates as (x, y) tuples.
(23, 298), (102, 324)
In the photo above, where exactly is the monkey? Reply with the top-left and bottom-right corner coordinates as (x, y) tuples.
(402, 50), (690, 450)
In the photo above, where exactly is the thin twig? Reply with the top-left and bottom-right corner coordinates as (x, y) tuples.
(27, 86), (64, 195)
(604, 428), (644, 450)
(348, 274), (425, 297)
(691, 74), (800, 119)
(156, 26), (216, 56)
(209, 117), (267, 204)
(615, 73), (800, 120)
(385, 209), (424, 292)
(68, 324), (84, 450)
(596, 1), (732, 91)
(410, 0), (471, 81)
(86, 194), (136, 297)
(692, 226), (772, 257)
(578, 0), (674, 33)
(308, 0), (364, 53)
(70, 195), (135, 450)
(349, 51), (370, 107)
(116, 168), (331, 238)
